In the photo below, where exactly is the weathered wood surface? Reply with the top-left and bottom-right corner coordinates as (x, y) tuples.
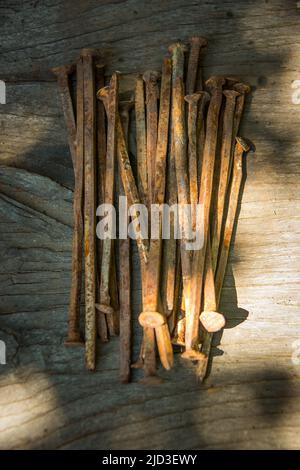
(1, 0), (300, 450)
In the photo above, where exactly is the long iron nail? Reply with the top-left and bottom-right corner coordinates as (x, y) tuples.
(82, 49), (97, 371)
(198, 137), (250, 381)
(97, 75), (119, 337)
(232, 82), (251, 138)
(184, 92), (209, 231)
(186, 36), (207, 95)
(119, 99), (134, 383)
(135, 76), (148, 208)
(139, 57), (174, 371)
(95, 62), (109, 343)
(169, 42), (192, 335)
(143, 70), (160, 206)
(211, 89), (240, 273)
(183, 75), (225, 360)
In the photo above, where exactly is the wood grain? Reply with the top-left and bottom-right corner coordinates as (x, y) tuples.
(1, 0), (300, 450)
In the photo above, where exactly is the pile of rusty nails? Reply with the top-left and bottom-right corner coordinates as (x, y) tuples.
(52, 38), (251, 384)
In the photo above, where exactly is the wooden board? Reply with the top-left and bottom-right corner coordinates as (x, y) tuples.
(1, 0), (300, 450)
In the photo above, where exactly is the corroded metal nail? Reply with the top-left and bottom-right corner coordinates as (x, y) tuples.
(196, 91), (210, 190)
(160, 86), (179, 320)
(154, 57), (172, 205)
(186, 36), (207, 95)
(95, 62), (109, 343)
(135, 76), (148, 208)
(232, 82), (251, 137)
(119, 99), (134, 383)
(115, 114), (149, 263)
(167, 242), (181, 334)
(142, 326), (157, 378)
(98, 86), (149, 263)
(97, 75), (119, 338)
(119, 101), (134, 145)
(143, 70), (160, 205)
(211, 89), (240, 273)
(139, 57), (174, 372)
(184, 92), (208, 230)
(139, 240), (174, 371)
(65, 58), (84, 347)
(199, 233), (225, 333)
(51, 63), (77, 166)
(82, 48), (98, 371)
(198, 136), (250, 382)
(183, 75), (225, 359)
(169, 42), (192, 328)
(169, 42), (188, 81)
(225, 76), (241, 88)
(215, 136), (250, 303)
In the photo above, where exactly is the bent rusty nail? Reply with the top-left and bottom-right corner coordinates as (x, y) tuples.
(211, 89), (240, 273)
(82, 49), (97, 370)
(97, 75), (119, 338)
(182, 75), (225, 360)
(143, 70), (160, 205)
(119, 99), (134, 383)
(198, 137), (250, 381)
(51, 63), (77, 166)
(135, 76), (148, 208)
(186, 36), (207, 95)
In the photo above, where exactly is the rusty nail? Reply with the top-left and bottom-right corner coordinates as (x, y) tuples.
(211, 89), (240, 273)
(139, 58), (173, 371)
(119, 99), (134, 383)
(198, 137), (250, 381)
(183, 75), (225, 360)
(98, 85), (149, 263)
(169, 42), (192, 335)
(232, 82), (251, 137)
(160, 88), (178, 319)
(63, 58), (84, 346)
(154, 57), (172, 205)
(82, 48), (98, 370)
(143, 70), (160, 205)
(185, 91), (209, 230)
(97, 75), (119, 338)
(95, 62), (109, 343)
(199, 233), (225, 333)
(196, 91), (210, 190)
(135, 76), (149, 209)
(186, 36), (207, 95)
(215, 136), (250, 303)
